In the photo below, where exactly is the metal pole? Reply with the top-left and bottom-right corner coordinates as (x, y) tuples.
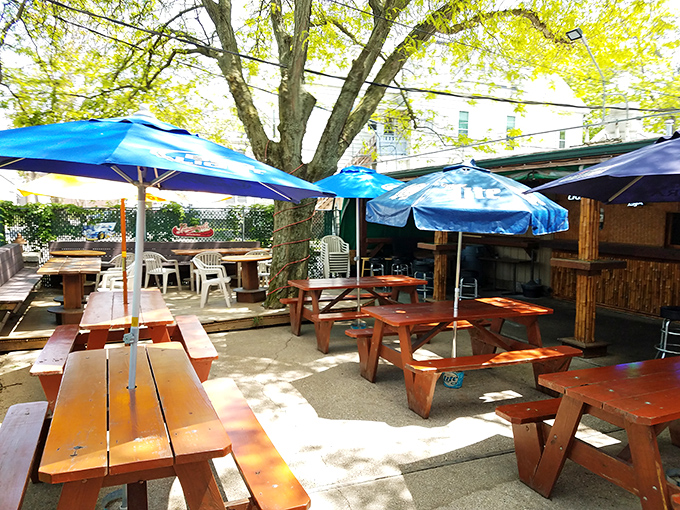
(127, 184), (146, 391)
(579, 33), (607, 123)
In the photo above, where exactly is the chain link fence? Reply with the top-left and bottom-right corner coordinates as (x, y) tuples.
(1, 202), (338, 271)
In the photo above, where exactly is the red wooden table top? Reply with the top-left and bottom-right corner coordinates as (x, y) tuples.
(362, 297), (553, 327)
(540, 357), (680, 425)
(288, 275), (427, 291)
(80, 289), (175, 330)
(39, 343), (230, 484)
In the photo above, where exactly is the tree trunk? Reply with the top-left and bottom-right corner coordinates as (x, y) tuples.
(264, 198), (317, 308)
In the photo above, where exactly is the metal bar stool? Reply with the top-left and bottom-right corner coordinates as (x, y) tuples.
(657, 306), (680, 358)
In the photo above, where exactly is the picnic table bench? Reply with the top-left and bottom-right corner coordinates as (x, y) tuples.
(0, 401), (49, 510)
(0, 243), (41, 334)
(204, 378), (311, 510)
(171, 315), (218, 382)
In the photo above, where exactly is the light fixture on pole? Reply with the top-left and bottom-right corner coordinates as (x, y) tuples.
(566, 27), (606, 123)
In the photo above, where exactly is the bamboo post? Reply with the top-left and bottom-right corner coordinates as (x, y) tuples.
(574, 198), (599, 343)
(433, 231), (448, 301)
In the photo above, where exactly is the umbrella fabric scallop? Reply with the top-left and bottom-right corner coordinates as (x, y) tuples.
(0, 106), (333, 389)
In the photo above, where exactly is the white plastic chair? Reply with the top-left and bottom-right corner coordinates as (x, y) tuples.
(99, 264), (135, 291)
(320, 235), (350, 278)
(143, 251), (182, 293)
(95, 253), (134, 287)
(191, 251), (226, 294)
(193, 257), (232, 308)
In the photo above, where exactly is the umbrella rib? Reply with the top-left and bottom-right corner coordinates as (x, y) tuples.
(0, 158), (24, 169)
(150, 170), (177, 187)
(607, 176), (643, 203)
(261, 182), (295, 201)
(111, 165), (135, 185)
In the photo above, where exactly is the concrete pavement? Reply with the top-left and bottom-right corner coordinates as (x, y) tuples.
(1, 293), (678, 509)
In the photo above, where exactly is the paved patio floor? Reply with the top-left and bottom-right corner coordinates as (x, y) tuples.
(0, 285), (676, 509)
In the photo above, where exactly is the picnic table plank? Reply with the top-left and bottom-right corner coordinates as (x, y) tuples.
(108, 347), (173, 475)
(147, 344), (231, 464)
(39, 349), (108, 484)
(539, 356), (680, 393)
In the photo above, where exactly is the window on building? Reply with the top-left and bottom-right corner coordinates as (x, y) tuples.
(559, 130), (566, 148)
(458, 111), (469, 136)
(666, 213), (680, 248)
(506, 115), (515, 137)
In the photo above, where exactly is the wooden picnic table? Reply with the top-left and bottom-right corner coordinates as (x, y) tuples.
(80, 289), (175, 348)
(507, 356), (680, 509)
(361, 297), (580, 418)
(38, 342), (231, 510)
(222, 253), (271, 303)
(287, 275), (426, 353)
(38, 257), (101, 324)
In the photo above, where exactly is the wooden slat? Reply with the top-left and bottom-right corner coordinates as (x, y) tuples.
(108, 347), (173, 475)
(39, 350), (108, 484)
(30, 325), (80, 377)
(288, 275), (426, 291)
(363, 298), (552, 328)
(139, 289), (175, 326)
(406, 346), (581, 373)
(0, 401), (49, 510)
(80, 291), (116, 330)
(204, 378), (311, 510)
(540, 356), (680, 393)
(174, 315), (218, 361)
(146, 344), (231, 464)
(495, 398), (562, 424)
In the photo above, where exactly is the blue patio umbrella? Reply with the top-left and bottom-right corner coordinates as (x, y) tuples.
(527, 132), (680, 203)
(316, 166), (402, 270)
(366, 163), (568, 386)
(0, 106), (333, 389)
(316, 166), (403, 326)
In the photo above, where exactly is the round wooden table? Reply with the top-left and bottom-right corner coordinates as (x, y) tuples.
(50, 249), (107, 257)
(222, 254), (271, 303)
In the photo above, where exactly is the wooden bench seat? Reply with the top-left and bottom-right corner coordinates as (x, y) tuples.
(494, 397), (562, 482)
(495, 397), (561, 424)
(403, 346), (581, 419)
(280, 291), (390, 306)
(344, 320), (475, 340)
(0, 401), (49, 510)
(172, 315), (218, 382)
(203, 378), (311, 510)
(406, 346), (581, 374)
(29, 324), (87, 410)
(0, 244), (42, 335)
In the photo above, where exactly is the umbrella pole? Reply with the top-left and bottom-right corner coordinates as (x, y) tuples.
(443, 231), (465, 389)
(352, 198), (365, 329)
(452, 231), (463, 357)
(128, 184), (146, 391)
(121, 199), (128, 304)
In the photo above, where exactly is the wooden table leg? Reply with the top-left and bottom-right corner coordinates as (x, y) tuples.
(127, 481), (149, 510)
(175, 461), (224, 510)
(361, 320), (385, 382)
(626, 421), (672, 509)
(291, 290), (305, 336)
(58, 478), (103, 510)
(314, 321), (333, 354)
(87, 329), (109, 350)
(529, 396), (585, 497)
(149, 325), (170, 343)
